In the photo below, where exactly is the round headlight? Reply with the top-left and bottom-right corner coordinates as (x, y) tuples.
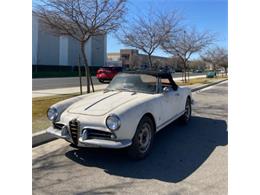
(106, 114), (121, 131)
(47, 107), (58, 121)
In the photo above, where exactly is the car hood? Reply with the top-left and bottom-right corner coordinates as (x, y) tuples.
(67, 91), (147, 116)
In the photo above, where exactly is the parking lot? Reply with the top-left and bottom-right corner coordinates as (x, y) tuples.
(32, 81), (228, 195)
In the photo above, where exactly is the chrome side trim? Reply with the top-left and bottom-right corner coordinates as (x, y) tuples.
(157, 110), (185, 131)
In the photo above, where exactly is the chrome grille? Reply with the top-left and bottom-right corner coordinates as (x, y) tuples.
(53, 123), (64, 130)
(69, 119), (80, 145)
(84, 129), (113, 140)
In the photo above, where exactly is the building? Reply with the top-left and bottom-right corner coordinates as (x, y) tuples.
(32, 14), (107, 68)
(107, 49), (172, 69)
(106, 52), (122, 67)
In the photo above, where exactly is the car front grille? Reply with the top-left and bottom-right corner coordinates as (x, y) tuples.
(53, 123), (64, 130)
(69, 119), (80, 145)
(84, 129), (113, 140)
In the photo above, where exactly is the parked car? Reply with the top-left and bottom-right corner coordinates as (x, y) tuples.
(46, 71), (192, 159)
(193, 69), (203, 73)
(96, 66), (122, 83)
(207, 71), (216, 78)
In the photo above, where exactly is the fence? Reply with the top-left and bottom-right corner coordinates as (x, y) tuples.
(32, 65), (100, 78)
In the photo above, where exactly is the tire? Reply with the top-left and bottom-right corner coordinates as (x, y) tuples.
(127, 116), (155, 160)
(98, 79), (105, 83)
(69, 143), (80, 149)
(179, 97), (192, 124)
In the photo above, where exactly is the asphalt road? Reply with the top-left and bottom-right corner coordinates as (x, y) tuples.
(32, 73), (205, 90)
(32, 81), (228, 195)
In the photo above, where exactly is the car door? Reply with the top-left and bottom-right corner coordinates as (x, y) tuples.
(159, 87), (181, 124)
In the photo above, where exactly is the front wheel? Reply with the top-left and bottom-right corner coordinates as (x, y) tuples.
(98, 79), (105, 83)
(179, 97), (192, 124)
(127, 116), (155, 160)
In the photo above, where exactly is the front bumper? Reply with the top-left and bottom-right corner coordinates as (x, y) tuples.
(46, 126), (132, 149)
(96, 73), (113, 80)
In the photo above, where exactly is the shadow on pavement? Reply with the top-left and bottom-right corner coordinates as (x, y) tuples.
(65, 116), (228, 183)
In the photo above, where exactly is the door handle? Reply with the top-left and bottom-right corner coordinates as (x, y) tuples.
(175, 93), (180, 96)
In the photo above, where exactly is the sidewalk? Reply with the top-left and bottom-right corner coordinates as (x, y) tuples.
(32, 84), (108, 98)
(32, 75), (206, 98)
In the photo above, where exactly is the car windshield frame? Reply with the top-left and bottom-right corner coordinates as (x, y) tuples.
(105, 73), (160, 94)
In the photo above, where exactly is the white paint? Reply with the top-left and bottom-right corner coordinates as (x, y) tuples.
(59, 36), (69, 65)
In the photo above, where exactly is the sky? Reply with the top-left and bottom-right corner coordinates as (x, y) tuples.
(107, 0), (228, 58)
(33, 0), (228, 58)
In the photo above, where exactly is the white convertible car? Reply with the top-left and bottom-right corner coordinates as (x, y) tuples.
(46, 71), (192, 159)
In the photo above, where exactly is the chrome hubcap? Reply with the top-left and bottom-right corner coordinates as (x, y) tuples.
(138, 123), (152, 153)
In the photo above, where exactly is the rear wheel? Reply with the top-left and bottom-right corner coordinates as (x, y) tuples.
(180, 97), (192, 124)
(128, 116), (155, 160)
(98, 79), (105, 83)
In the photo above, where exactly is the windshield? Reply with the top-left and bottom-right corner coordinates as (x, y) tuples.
(106, 73), (158, 94)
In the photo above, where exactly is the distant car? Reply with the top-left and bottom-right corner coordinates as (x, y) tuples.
(96, 66), (122, 83)
(46, 71), (192, 159)
(207, 71), (216, 78)
(193, 69), (203, 73)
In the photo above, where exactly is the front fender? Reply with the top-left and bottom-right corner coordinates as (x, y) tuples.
(113, 97), (161, 140)
(50, 94), (88, 121)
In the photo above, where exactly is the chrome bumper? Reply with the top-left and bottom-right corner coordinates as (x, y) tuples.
(46, 126), (132, 149)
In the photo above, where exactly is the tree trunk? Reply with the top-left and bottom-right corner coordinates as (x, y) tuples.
(182, 59), (187, 83)
(78, 54), (82, 95)
(148, 54), (153, 68)
(225, 67), (227, 76)
(187, 65), (190, 82)
(80, 41), (91, 93)
(183, 64), (187, 83)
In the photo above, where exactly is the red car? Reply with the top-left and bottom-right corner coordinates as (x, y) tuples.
(96, 66), (122, 83)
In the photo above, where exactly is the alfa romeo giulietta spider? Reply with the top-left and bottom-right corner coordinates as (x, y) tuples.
(46, 71), (192, 159)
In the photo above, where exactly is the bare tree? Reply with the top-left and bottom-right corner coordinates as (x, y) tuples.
(117, 10), (181, 68)
(33, 0), (127, 93)
(190, 59), (207, 71)
(201, 47), (228, 75)
(219, 51), (228, 76)
(162, 28), (214, 82)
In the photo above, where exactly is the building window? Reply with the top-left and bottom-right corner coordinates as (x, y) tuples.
(121, 54), (130, 60)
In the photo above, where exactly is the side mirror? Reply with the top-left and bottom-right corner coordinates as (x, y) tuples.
(163, 86), (171, 94)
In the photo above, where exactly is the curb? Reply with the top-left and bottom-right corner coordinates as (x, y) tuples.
(191, 79), (228, 92)
(32, 130), (57, 147)
(32, 78), (228, 148)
